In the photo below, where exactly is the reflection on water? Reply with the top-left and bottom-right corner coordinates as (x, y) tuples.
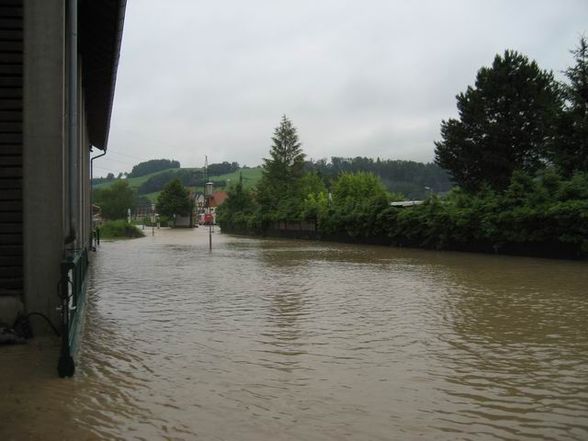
(1, 228), (587, 440)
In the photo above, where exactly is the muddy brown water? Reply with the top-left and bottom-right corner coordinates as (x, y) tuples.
(1, 227), (587, 440)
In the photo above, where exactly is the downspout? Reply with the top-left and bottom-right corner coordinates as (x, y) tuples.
(65, 0), (78, 245)
(90, 148), (106, 178)
(90, 148), (106, 249)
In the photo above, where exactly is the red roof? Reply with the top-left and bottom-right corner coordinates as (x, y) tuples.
(210, 191), (228, 207)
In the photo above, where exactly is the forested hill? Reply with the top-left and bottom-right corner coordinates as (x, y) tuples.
(92, 157), (451, 200)
(305, 157), (452, 199)
(128, 159), (180, 178)
(93, 161), (249, 193)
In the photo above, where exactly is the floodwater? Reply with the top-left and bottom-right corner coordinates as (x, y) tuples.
(1, 227), (588, 440)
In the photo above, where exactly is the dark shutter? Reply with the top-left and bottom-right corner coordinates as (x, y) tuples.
(0, 0), (22, 297)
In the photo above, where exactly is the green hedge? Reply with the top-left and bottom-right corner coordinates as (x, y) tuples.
(218, 171), (588, 259)
(100, 220), (145, 239)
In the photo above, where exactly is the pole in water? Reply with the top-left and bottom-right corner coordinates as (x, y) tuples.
(209, 223), (212, 251)
(150, 203), (156, 236)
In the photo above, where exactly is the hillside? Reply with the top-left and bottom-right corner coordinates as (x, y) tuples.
(93, 166), (263, 200)
(93, 168), (181, 190)
(92, 157), (452, 200)
(209, 167), (263, 190)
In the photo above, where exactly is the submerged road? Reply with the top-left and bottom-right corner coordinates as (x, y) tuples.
(1, 227), (588, 440)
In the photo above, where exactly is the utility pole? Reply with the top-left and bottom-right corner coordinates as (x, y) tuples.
(151, 203), (155, 236)
(204, 156), (213, 252)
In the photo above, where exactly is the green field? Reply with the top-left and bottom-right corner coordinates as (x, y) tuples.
(141, 191), (160, 202)
(208, 167), (263, 190)
(93, 168), (187, 190)
(94, 167), (262, 199)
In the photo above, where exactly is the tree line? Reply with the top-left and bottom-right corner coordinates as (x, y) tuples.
(435, 40), (587, 191)
(305, 157), (451, 199)
(128, 159), (180, 178)
(92, 178), (194, 223)
(218, 38), (588, 258)
(94, 155), (454, 200)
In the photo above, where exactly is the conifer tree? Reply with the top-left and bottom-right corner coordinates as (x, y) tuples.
(556, 36), (588, 175)
(434, 50), (561, 192)
(257, 115), (306, 216)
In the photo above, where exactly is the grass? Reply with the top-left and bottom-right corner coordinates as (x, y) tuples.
(142, 191), (160, 202)
(93, 166), (263, 195)
(211, 167), (263, 191)
(100, 220), (145, 239)
(93, 168), (190, 190)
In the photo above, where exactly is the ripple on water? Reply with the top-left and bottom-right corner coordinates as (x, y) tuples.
(2, 229), (588, 440)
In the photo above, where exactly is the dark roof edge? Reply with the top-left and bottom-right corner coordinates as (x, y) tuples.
(80, 0), (127, 151)
(99, 0), (126, 151)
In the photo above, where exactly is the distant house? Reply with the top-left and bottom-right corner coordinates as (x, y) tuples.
(194, 192), (205, 208)
(92, 204), (103, 225)
(174, 215), (192, 228)
(0, 1), (126, 374)
(196, 191), (228, 225)
(192, 192), (204, 218)
(210, 191), (229, 208)
(209, 191), (229, 223)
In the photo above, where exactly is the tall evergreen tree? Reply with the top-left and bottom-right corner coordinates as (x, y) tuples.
(434, 50), (562, 192)
(556, 36), (588, 175)
(257, 115), (306, 216)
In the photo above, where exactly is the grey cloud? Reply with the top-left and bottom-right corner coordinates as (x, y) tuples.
(101, 0), (587, 176)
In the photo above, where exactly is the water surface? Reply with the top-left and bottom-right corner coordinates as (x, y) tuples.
(1, 228), (587, 440)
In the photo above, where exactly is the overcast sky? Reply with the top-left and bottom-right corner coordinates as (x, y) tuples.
(97, 0), (587, 177)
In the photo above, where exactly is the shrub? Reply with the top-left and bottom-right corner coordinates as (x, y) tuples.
(100, 220), (145, 239)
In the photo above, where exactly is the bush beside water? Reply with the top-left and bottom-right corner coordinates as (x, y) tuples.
(100, 220), (145, 239)
(219, 169), (588, 259)
(218, 40), (588, 260)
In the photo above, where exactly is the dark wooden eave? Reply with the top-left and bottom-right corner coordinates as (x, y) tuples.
(79, 0), (126, 151)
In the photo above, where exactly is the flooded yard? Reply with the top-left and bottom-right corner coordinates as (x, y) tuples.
(1, 227), (588, 440)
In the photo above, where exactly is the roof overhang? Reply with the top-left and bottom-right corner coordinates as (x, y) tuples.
(79, 0), (126, 151)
